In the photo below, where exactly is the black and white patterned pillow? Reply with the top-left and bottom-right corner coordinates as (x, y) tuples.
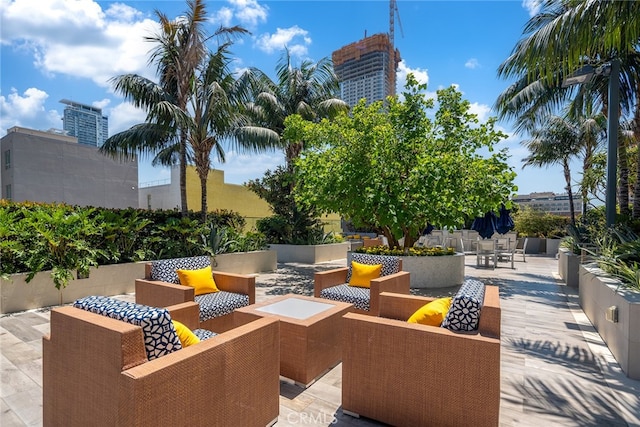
(320, 284), (370, 311)
(346, 253), (401, 283)
(441, 279), (485, 331)
(193, 329), (217, 341)
(73, 295), (182, 360)
(195, 291), (250, 322)
(150, 256), (211, 284)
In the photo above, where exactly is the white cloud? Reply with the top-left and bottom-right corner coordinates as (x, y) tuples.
(0, 87), (61, 135)
(214, 7), (234, 27)
(468, 102), (491, 122)
(0, 0), (158, 87)
(231, 0), (268, 27)
(219, 150), (284, 185)
(255, 26), (310, 56)
(465, 58), (480, 69)
(395, 60), (429, 92)
(106, 102), (147, 135)
(213, 0), (268, 29)
(521, 0), (542, 17)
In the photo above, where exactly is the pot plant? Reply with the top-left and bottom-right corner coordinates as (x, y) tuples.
(579, 225), (640, 379)
(354, 245), (464, 288)
(247, 166), (350, 263)
(206, 225), (277, 274)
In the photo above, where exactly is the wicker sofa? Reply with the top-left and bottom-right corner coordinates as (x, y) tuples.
(314, 253), (410, 316)
(43, 297), (279, 427)
(135, 255), (255, 332)
(342, 285), (501, 426)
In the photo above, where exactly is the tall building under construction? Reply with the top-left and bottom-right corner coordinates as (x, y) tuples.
(332, 33), (401, 107)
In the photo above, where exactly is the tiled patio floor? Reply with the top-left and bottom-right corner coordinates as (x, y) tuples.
(1, 255), (639, 426)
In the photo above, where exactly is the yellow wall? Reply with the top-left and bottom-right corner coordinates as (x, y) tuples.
(185, 166), (341, 232)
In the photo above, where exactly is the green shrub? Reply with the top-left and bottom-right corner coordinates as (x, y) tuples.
(513, 206), (570, 238)
(355, 245), (455, 256)
(0, 201), (262, 288)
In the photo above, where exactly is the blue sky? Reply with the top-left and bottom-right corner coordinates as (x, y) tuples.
(0, 0), (567, 195)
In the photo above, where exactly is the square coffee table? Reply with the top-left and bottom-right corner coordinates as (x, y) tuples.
(236, 294), (352, 387)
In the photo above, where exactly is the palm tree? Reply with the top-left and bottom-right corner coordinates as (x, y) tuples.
(186, 39), (279, 221)
(101, 0), (209, 215)
(521, 115), (586, 224)
(241, 49), (348, 165)
(496, 0), (640, 218)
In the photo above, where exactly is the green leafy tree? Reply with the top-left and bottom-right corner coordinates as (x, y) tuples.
(288, 75), (517, 249)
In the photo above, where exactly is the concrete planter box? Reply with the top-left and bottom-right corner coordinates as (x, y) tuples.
(545, 238), (561, 256)
(269, 242), (349, 264)
(524, 237), (541, 254)
(212, 250), (277, 274)
(558, 248), (580, 288)
(0, 262), (144, 315)
(401, 253), (465, 289)
(579, 264), (640, 379)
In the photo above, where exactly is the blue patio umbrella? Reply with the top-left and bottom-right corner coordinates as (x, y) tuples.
(495, 205), (515, 235)
(471, 212), (497, 239)
(422, 223), (435, 235)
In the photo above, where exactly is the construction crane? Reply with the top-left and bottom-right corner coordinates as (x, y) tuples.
(389, 0), (404, 50)
(389, 0), (404, 95)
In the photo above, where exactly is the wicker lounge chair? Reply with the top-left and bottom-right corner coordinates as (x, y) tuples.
(43, 297), (279, 427)
(135, 255), (255, 332)
(313, 253), (410, 316)
(342, 284), (501, 426)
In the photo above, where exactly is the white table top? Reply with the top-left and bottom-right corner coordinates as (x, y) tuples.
(255, 297), (335, 320)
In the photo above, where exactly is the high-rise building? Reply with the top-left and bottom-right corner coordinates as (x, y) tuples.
(60, 99), (108, 147)
(331, 33), (401, 107)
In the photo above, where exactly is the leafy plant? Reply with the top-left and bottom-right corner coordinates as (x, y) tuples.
(355, 245), (455, 257)
(21, 205), (104, 289)
(513, 206), (570, 238)
(248, 166), (326, 245)
(587, 225), (640, 291)
(93, 209), (151, 264)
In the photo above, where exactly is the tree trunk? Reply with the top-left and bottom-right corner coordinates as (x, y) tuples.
(179, 131), (188, 216)
(563, 160), (576, 225)
(618, 135), (630, 217)
(633, 85), (640, 219)
(200, 174), (208, 223)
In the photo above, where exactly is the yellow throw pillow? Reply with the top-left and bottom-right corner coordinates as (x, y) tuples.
(407, 297), (453, 326)
(348, 261), (383, 288)
(176, 266), (219, 296)
(172, 320), (200, 347)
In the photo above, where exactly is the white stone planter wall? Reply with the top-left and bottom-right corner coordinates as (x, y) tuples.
(558, 248), (580, 288)
(212, 250), (277, 274)
(269, 242), (349, 264)
(401, 253), (465, 289)
(579, 264), (640, 379)
(545, 238), (561, 256)
(0, 262), (144, 315)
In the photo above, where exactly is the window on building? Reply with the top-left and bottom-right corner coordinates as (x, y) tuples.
(4, 150), (10, 169)
(5, 184), (11, 200)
